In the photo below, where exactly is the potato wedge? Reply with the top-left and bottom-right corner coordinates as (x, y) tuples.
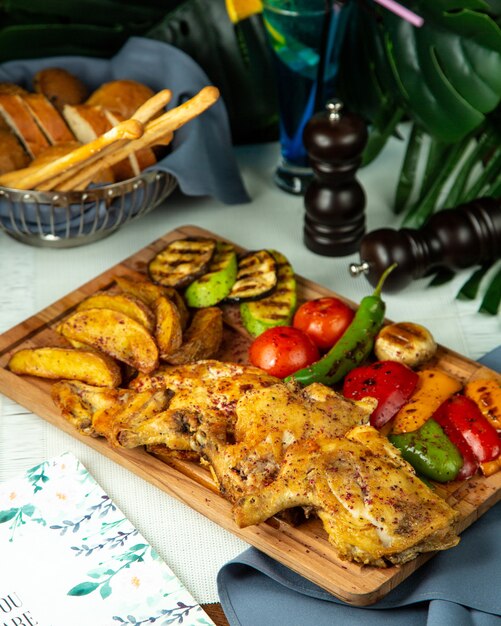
(8, 347), (121, 387)
(164, 307), (223, 365)
(51, 379), (128, 436)
(58, 308), (159, 374)
(114, 275), (190, 330)
(153, 296), (183, 360)
(115, 275), (167, 306)
(77, 292), (155, 333)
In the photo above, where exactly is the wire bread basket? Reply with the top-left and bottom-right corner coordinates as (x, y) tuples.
(0, 169), (177, 248)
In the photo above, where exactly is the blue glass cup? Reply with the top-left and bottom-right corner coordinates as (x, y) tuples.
(262, 0), (347, 194)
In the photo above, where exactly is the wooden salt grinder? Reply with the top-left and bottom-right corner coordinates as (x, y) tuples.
(302, 100), (368, 256)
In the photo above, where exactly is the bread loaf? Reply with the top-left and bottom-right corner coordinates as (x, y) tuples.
(0, 94), (50, 158)
(0, 84), (30, 131)
(63, 104), (136, 181)
(86, 80), (155, 119)
(0, 130), (31, 175)
(33, 68), (88, 113)
(23, 93), (75, 145)
(0, 83), (29, 96)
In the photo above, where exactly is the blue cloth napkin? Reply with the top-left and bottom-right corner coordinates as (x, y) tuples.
(218, 346), (501, 626)
(0, 37), (249, 236)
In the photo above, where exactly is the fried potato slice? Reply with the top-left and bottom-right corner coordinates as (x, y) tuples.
(77, 292), (155, 333)
(153, 296), (183, 360)
(114, 275), (189, 330)
(51, 379), (129, 436)
(164, 307), (223, 365)
(58, 308), (159, 373)
(8, 347), (121, 387)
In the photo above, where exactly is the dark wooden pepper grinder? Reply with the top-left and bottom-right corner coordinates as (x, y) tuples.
(302, 99), (368, 256)
(349, 197), (501, 292)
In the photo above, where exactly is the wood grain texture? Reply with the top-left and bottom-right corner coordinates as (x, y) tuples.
(0, 225), (500, 607)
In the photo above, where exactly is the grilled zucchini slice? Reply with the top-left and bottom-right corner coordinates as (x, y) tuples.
(240, 250), (297, 337)
(184, 241), (238, 308)
(148, 237), (217, 288)
(225, 249), (277, 303)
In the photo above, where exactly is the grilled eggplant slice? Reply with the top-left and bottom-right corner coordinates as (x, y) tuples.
(148, 237), (217, 288)
(225, 249), (277, 303)
(184, 241), (238, 308)
(240, 250), (297, 337)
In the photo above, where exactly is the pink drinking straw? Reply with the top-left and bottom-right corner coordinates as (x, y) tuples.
(374, 0), (424, 27)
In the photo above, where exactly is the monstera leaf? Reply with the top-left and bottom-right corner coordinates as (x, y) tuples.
(338, 0), (501, 313)
(338, 0), (501, 146)
(380, 0), (501, 142)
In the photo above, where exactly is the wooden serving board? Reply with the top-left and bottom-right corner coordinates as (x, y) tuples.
(0, 225), (500, 607)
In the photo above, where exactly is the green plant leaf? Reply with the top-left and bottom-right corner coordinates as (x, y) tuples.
(67, 581), (100, 596)
(0, 508), (18, 523)
(456, 262), (492, 299)
(379, 1), (501, 142)
(427, 267), (456, 286)
(479, 265), (501, 314)
(394, 124), (426, 213)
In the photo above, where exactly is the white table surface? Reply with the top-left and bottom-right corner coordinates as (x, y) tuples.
(0, 137), (500, 605)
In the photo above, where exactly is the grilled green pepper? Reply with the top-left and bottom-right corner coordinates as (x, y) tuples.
(389, 419), (463, 483)
(286, 264), (395, 387)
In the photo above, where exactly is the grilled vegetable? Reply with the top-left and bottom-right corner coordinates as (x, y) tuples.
(343, 360), (419, 429)
(8, 347), (121, 388)
(77, 292), (155, 333)
(184, 241), (238, 308)
(240, 250), (296, 337)
(287, 265), (394, 387)
(374, 322), (437, 368)
(433, 399), (479, 480)
(225, 249), (278, 302)
(148, 237), (217, 288)
(390, 369), (462, 434)
(389, 419), (463, 483)
(58, 308), (159, 374)
(434, 395), (501, 463)
(464, 379), (501, 431)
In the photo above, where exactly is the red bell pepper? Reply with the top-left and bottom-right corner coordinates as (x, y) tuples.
(434, 395), (501, 464)
(342, 360), (419, 429)
(433, 401), (479, 480)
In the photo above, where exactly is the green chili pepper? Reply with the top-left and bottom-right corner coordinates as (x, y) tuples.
(286, 264), (396, 387)
(389, 419), (463, 483)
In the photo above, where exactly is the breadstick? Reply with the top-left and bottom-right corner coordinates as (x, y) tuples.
(0, 119), (143, 190)
(131, 89), (172, 124)
(60, 132), (173, 191)
(58, 86), (220, 192)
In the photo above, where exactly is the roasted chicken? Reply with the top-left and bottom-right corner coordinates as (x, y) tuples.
(197, 381), (375, 501)
(51, 359), (460, 567)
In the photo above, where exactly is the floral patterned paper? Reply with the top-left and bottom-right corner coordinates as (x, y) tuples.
(0, 452), (214, 626)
